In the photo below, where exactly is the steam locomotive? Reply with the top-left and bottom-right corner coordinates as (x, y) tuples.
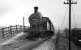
(23, 7), (55, 41)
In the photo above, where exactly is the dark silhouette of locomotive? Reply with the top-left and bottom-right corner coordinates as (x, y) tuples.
(24, 7), (54, 41)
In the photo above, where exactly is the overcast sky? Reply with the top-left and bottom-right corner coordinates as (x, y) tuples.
(0, 0), (80, 30)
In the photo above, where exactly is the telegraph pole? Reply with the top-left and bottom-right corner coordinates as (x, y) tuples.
(64, 0), (77, 50)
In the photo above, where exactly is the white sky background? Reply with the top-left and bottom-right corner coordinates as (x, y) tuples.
(0, 0), (80, 30)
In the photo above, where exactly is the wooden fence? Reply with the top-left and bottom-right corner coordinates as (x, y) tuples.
(0, 25), (28, 39)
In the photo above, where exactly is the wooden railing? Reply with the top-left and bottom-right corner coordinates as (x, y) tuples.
(0, 25), (28, 39)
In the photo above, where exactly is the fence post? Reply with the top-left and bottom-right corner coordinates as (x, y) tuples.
(2, 28), (4, 38)
(20, 25), (22, 32)
(24, 26), (25, 31)
(16, 25), (18, 33)
(10, 26), (12, 37)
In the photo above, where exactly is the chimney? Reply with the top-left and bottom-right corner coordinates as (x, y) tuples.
(34, 6), (38, 13)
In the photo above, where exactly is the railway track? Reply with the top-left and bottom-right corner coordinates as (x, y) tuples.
(0, 31), (55, 50)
